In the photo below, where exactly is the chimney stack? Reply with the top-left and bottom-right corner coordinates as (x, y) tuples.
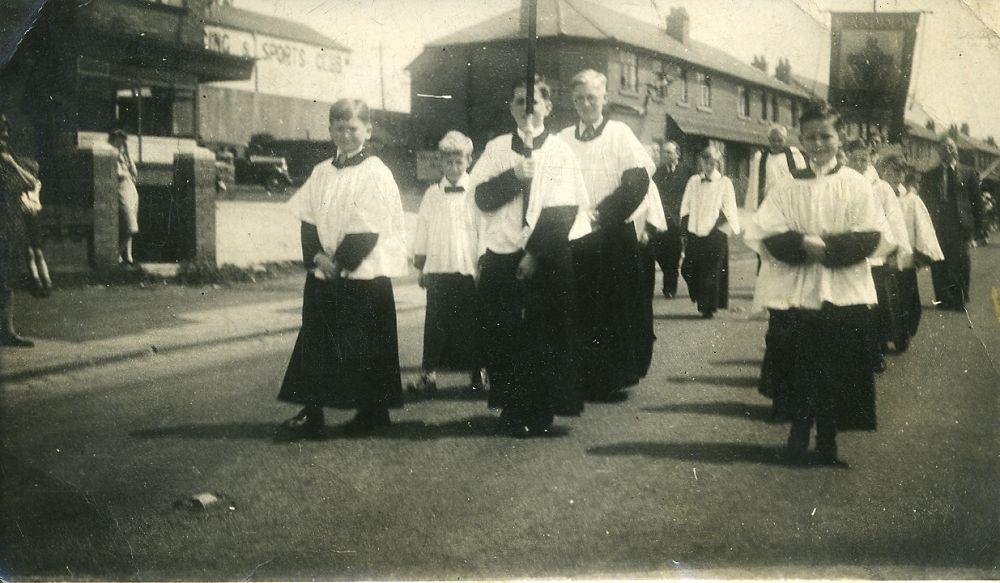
(775, 58), (792, 83)
(665, 7), (690, 44)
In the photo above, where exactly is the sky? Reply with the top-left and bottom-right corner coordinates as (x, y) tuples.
(236, 0), (1000, 141)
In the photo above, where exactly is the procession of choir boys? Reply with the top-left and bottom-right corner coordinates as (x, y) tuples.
(275, 68), (982, 467)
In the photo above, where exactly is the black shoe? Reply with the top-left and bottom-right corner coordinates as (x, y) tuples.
(469, 369), (487, 392)
(814, 450), (849, 468)
(279, 408), (325, 439)
(0, 333), (34, 348)
(701, 311), (715, 319)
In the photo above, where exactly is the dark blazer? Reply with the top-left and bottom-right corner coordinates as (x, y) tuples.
(920, 162), (982, 238)
(652, 162), (693, 226)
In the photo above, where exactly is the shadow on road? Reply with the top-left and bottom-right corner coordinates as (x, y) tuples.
(0, 455), (138, 579)
(644, 401), (782, 423)
(587, 441), (807, 468)
(665, 375), (759, 389)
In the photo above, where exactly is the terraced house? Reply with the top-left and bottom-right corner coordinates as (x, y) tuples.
(408, 0), (813, 201)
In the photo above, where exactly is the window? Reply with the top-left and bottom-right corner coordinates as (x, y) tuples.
(791, 100), (800, 127)
(619, 51), (639, 93)
(76, 82), (196, 137)
(679, 68), (689, 103)
(738, 86), (750, 117)
(771, 94), (779, 122)
(699, 73), (712, 109)
(760, 91), (768, 121)
(654, 63), (668, 99)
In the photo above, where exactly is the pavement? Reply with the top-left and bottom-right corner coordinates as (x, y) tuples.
(1, 272), (425, 383)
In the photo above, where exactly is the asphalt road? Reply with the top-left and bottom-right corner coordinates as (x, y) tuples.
(2, 247), (998, 580)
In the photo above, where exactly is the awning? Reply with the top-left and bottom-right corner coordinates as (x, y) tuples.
(82, 34), (255, 83)
(666, 109), (776, 147)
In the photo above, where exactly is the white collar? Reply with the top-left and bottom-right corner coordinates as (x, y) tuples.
(439, 173), (470, 190)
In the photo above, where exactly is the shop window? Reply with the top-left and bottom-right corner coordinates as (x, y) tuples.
(679, 68), (689, 103)
(760, 91), (768, 121)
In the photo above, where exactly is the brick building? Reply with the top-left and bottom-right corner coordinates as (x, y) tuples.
(407, 0), (813, 200)
(1, 0), (253, 267)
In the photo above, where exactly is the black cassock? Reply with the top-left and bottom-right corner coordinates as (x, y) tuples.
(279, 230), (403, 411)
(474, 136), (583, 427)
(895, 267), (923, 343)
(420, 272), (478, 372)
(681, 226), (729, 315)
(757, 230), (881, 429)
(571, 167), (650, 399)
(870, 263), (907, 353)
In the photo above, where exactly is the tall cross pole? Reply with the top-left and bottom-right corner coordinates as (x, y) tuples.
(524, 0), (538, 158)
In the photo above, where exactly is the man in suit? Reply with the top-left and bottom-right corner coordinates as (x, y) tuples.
(920, 136), (983, 311)
(651, 141), (690, 298)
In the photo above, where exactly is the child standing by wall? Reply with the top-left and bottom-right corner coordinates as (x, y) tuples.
(278, 99), (409, 438)
(410, 130), (484, 396)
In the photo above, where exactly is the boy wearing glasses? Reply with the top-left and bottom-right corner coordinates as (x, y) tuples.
(470, 75), (591, 437)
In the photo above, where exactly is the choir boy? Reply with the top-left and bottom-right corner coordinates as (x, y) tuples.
(278, 99), (409, 438)
(410, 130), (484, 396)
(679, 145), (741, 319)
(746, 100), (894, 465)
(558, 69), (655, 401)
(470, 75), (591, 437)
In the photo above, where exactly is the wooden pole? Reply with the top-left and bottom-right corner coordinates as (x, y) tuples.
(524, 0), (537, 157)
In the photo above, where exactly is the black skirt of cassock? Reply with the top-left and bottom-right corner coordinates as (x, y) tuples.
(422, 273), (478, 372)
(478, 248), (583, 417)
(278, 274), (403, 410)
(758, 305), (877, 431)
(571, 223), (644, 397)
(633, 240), (657, 378)
(896, 268), (923, 339)
(681, 229), (729, 313)
(871, 264), (908, 350)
